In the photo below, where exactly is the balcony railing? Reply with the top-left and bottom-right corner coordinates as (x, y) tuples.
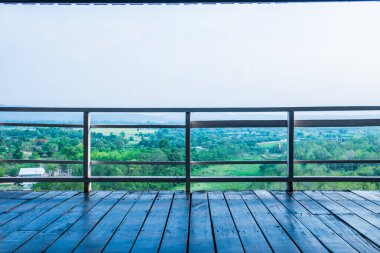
(1, 106), (380, 193)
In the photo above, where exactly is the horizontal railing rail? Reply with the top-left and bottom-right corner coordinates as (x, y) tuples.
(2, 106), (380, 112)
(1, 106), (380, 192)
(0, 122), (84, 128)
(0, 159), (84, 164)
(91, 124), (185, 128)
(190, 120), (287, 128)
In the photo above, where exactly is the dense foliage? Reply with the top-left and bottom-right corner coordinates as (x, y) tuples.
(0, 126), (379, 191)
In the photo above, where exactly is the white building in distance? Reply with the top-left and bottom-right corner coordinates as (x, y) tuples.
(18, 167), (46, 189)
(18, 167), (46, 177)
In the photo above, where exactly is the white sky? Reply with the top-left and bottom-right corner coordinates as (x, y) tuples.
(0, 2), (380, 107)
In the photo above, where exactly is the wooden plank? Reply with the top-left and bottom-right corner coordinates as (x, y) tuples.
(20, 191), (86, 231)
(0, 199), (27, 214)
(0, 198), (9, 205)
(0, 192), (77, 253)
(0, 191), (10, 199)
(286, 192), (380, 252)
(0, 191), (37, 213)
(0, 192), (84, 251)
(0, 212), (19, 226)
(45, 191), (125, 253)
(241, 191), (299, 253)
(9, 191), (31, 198)
(304, 191), (350, 214)
(336, 213), (380, 247)
(0, 191), (68, 239)
(18, 191), (47, 200)
(352, 191), (380, 204)
(0, 230), (38, 253)
(208, 191), (244, 253)
(74, 192), (141, 253)
(272, 191), (357, 253)
(188, 191), (215, 253)
(305, 191), (380, 247)
(224, 192), (272, 253)
(0, 191), (30, 199)
(9, 191), (60, 213)
(272, 191), (311, 215)
(103, 191), (157, 253)
(320, 191), (349, 201)
(159, 191), (190, 253)
(0, 195), (27, 204)
(337, 191), (380, 214)
(338, 191), (363, 200)
(317, 215), (380, 253)
(255, 191), (329, 253)
(15, 191), (111, 253)
(287, 191), (330, 214)
(322, 191), (380, 229)
(131, 191), (173, 253)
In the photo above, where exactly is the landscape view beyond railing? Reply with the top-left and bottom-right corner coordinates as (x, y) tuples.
(0, 106), (380, 192)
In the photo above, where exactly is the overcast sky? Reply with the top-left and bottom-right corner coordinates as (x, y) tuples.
(0, 2), (380, 107)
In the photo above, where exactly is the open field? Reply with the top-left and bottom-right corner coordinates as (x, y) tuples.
(91, 128), (155, 137)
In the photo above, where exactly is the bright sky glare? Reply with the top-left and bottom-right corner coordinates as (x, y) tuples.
(0, 2), (380, 107)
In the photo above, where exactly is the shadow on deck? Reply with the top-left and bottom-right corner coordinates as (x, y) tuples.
(0, 190), (380, 252)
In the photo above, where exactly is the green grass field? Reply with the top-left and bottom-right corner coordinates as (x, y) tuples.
(92, 128), (155, 137)
(92, 128), (156, 144)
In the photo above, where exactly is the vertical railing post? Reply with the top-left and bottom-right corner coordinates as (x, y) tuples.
(185, 112), (191, 193)
(83, 112), (91, 193)
(287, 110), (294, 192)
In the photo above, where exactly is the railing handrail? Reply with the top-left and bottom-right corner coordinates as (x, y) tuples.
(1, 106), (380, 192)
(2, 105), (380, 112)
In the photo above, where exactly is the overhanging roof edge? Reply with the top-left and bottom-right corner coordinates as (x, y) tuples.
(1, 0), (379, 4)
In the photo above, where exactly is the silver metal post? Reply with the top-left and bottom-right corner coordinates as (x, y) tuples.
(287, 111), (294, 192)
(185, 112), (191, 193)
(83, 112), (91, 193)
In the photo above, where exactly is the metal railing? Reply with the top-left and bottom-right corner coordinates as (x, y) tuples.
(1, 106), (380, 193)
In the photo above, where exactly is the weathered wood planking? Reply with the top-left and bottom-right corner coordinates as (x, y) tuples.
(74, 192), (141, 253)
(337, 191), (380, 214)
(305, 191), (380, 247)
(188, 191), (215, 253)
(241, 191), (300, 253)
(45, 192), (125, 252)
(20, 191), (90, 231)
(224, 191), (272, 253)
(208, 191), (244, 253)
(16, 191), (111, 253)
(103, 191), (157, 253)
(352, 191), (380, 204)
(317, 215), (380, 253)
(283, 191), (380, 253)
(0, 190), (379, 253)
(160, 191), (190, 253)
(0, 191), (71, 239)
(272, 191), (358, 253)
(131, 191), (173, 252)
(255, 190), (329, 253)
(322, 191), (380, 229)
(287, 191), (331, 215)
(0, 230), (38, 253)
(0, 191), (30, 207)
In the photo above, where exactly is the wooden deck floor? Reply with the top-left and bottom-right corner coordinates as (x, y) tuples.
(0, 190), (380, 252)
